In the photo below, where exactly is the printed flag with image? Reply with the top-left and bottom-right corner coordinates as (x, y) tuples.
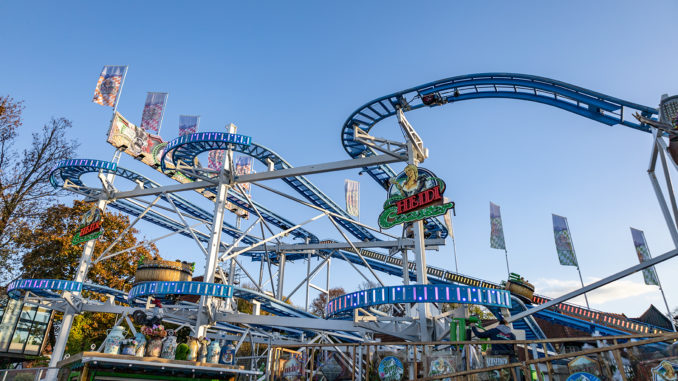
(552, 214), (578, 266)
(208, 150), (225, 171)
(140, 92), (168, 134)
(345, 179), (360, 218)
(234, 156), (254, 193)
(630, 228), (660, 286)
(92, 66), (127, 107)
(179, 115), (200, 136)
(490, 202), (506, 250)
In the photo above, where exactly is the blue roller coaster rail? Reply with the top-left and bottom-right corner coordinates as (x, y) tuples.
(46, 73), (670, 343)
(160, 134), (375, 241)
(326, 284), (512, 318)
(341, 73), (660, 238)
(128, 281), (234, 300)
(7, 279), (81, 298)
(48, 154), (667, 337)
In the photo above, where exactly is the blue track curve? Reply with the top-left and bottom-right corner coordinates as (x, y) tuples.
(46, 73), (668, 342)
(161, 135), (375, 241)
(49, 159), (666, 338)
(49, 159), (312, 245)
(341, 73), (659, 238)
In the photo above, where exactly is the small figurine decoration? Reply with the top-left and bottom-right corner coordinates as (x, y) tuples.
(197, 337), (209, 362)
(161, 329), (178, 359)
(207, 340), (221, 363)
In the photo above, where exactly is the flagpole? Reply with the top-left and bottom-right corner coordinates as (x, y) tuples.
(451, 236), (459, 273)
(565, 217), (590, 309)
(652, 262), (676, 331)
(575, 265), (590, 309)
(657, 279), (677, 331)
(504, 248), (511, 277)
(112, 66), (128, 116)
(104, 66), (128, 143)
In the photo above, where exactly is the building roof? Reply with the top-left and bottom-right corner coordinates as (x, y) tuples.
(633, 304), (673, 331)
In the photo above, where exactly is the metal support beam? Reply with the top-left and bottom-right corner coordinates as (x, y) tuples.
(235, 153), (407, 184)
(214, 313), (366, 332)
(107, 178), (218, 200)
(508, 247), (678, 323)
(276, 253), (286, 300)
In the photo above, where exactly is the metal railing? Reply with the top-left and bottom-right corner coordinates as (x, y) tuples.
(270, 332), (678, 381)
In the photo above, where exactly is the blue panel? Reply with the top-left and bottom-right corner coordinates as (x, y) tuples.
(128, 281), (234, 300)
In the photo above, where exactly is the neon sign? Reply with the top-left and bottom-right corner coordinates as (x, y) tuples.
(378, 165), (454, 229)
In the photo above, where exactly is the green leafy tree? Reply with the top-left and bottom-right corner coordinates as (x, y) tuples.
(16, 200), (158, 354)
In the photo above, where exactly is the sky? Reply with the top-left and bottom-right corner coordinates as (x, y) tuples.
(1, 1), (678, 318)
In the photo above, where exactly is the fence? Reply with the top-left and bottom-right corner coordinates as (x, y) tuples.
(269, 332), (678, 380)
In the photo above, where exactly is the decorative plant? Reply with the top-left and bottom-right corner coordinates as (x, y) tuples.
(141, 324), (167, 339)
(175, 343), (190, 360)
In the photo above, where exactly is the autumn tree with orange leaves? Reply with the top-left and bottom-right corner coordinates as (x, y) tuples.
(16, 200), (159, 354)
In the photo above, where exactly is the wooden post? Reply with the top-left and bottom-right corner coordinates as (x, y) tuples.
(413, 343), (418, 379)
(528, 344), (544, 381)
(612, 339), (629, 381)
(541, 343), (554, 380)
(464, 343), (471, 381)
(354, 345), (356, 381)
(309, 347), (315, 380)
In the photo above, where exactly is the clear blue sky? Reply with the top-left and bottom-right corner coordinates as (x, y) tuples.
(2, 1), (678, 317)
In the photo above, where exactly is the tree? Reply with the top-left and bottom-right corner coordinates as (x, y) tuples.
(310, 287), (345, 318)
(0, 96), (78, 282)
(16, 200), (158, 354)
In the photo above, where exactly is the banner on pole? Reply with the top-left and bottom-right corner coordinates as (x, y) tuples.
(490, 202), (506, 250)
(92, 65), (127, 107)
(630, 228), (660, 286)
(208, 150), (225, 171)
(140, 92), (168, 134)
(552, 214), (578, 267)
(179, 115), (200, 136)
(345, 179), (360, 218)
(234, 156), (254, 194)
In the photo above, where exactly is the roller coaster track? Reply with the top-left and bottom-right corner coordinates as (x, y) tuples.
(160, 134), (375, 241)
(50, 157), (666, 338)
(45, 73), (667, 341)
(341, 73), (659, 238)
(339, 73), (664, 335)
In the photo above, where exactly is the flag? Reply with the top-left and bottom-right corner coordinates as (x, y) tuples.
(630, 228), (660, 286)
(92, 66), (127, 107)
(234, 156), (254, 193)
(345, 179), (360, 218)
(490, 202), (506, 250)
(140, 92), (168, 134)
(208, 150), (225, 170)
(552, 214), (578, 266)
(444, 197), (454, 239)
(179, 115), (200, 136)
